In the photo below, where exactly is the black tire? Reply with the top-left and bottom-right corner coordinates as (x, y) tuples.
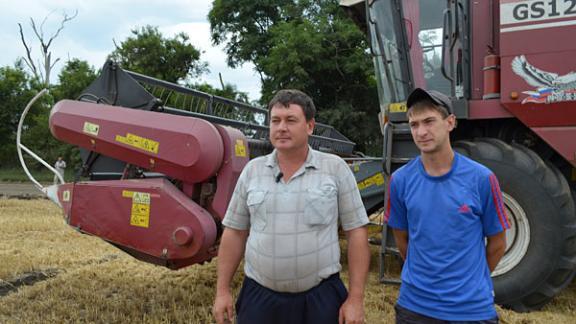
(453, 138), (576, 312)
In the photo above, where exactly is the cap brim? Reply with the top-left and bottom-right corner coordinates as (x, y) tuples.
(406, 88), (452, 114)
(407, 88), (435, 109)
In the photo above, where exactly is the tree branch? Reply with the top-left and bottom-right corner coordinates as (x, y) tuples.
(46, 10), (77, 49)
(18, 22), (39, 80)
(21, 10), (78, 86)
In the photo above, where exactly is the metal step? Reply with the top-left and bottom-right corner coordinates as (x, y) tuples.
(379, 121), (414, 285)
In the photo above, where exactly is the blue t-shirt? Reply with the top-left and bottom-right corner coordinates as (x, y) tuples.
(385, 153), (509, 321)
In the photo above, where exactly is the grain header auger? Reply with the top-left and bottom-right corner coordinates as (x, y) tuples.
(17, 60), (385, 270)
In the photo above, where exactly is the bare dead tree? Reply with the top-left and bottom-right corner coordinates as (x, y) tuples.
(18, 10), (78, 87)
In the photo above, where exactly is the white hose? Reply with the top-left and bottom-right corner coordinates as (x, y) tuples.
(16, 89), (65, 194)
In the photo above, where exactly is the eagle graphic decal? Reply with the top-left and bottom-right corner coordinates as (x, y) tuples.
(511, 55), (576, 104)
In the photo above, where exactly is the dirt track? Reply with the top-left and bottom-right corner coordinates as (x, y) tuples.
(0, 183), (45, 199)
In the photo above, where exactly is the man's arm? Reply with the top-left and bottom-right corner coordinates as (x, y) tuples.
(339, 226), (370, 324)
(486, 231), (506, 272)
(392, 229), (408, 261)
(213, 227), (249, 324)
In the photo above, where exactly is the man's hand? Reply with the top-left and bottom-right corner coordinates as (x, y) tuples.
(212, 291), (235, 324)
(212, 228), (248, 324)
(341, 226), (369, 324)
(339, 296), (365, 324)
(486, 231), (507, 272)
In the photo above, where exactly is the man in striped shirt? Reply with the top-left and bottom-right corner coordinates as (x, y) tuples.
(385, 88), (509, 323)
(213, 89), (370, 324)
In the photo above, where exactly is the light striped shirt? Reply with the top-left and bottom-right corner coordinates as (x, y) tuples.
(223, 148), (368, 292)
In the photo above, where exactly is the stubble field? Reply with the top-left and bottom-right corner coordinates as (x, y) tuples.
(0, 199), (574, 323)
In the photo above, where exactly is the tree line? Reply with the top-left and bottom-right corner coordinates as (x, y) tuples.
(0, 0), (380, 173)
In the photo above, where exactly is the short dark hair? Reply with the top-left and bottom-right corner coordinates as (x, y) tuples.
(407, 99), (451, 119)
(267, 89), (316, 121)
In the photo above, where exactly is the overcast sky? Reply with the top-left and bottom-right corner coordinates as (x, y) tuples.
(0, 0), (261, 100)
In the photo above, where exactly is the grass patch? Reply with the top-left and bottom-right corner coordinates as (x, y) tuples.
(0, 199), (574, 323)
(0, 168), (74, 183)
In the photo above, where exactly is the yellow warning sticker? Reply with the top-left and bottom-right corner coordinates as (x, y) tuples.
(130, 202), (150, 228)
(83, 122), (100, 136)
(62, 190), (70, 202)
(132, 191), (150, 204)
(357, 173), (385, 191)
(389, 102), (407, 113)
(235, 139), (247, 157)
(115, 133), (159, 154)
(122, 191), (151, 228)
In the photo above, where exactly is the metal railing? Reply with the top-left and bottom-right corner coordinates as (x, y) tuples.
(125, 69), (356, 156)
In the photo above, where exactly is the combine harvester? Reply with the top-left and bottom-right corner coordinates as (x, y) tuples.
(341, 0), (576, 311)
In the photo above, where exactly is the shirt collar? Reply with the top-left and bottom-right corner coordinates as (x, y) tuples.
(265, 146), (318, 170)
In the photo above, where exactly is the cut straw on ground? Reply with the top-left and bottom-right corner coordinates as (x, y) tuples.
(0, 199), (574, 323)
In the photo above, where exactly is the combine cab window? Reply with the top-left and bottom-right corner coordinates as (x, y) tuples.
(368, 0), (412, 108)
(403, 0), (451, 95)
(368, 0), (453, 111)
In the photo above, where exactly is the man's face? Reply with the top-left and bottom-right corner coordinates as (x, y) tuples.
(408, 107), (455, 154)
(269, 103), (314, 152)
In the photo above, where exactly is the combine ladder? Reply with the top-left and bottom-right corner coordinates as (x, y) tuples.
(379, 121), (418, 284)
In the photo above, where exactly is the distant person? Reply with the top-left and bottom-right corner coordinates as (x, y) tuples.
(53, 156), (66, 184)
(212, 89), (370, 324)
(385, 88), (508, 323)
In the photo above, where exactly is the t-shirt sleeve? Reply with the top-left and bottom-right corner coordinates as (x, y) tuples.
(222, 167), (251, 230)
(385, 175), (407, 230)
(337, 160), (369, 231)
(480, 172), (510, 236)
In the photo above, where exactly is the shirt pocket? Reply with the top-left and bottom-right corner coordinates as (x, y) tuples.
(304, 186), (337, 226)
(247, 190), (267, 231)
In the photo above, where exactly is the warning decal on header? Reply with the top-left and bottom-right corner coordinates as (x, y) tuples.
(235, 139), (247, 157)
(83, 122), (100, 136)
(357, 173), (385, 191)
(122, 190), (151, 228)
(116, 133), (159, 154)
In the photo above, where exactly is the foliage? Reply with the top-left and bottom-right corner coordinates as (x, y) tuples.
(190, 82), (250, 103)
(209, 0), (286, 70)
(51, 59), (97, 101)
(0, 61), (37, 168)
(21, 59), (97, 172)
(0, 58), (96, 171)
(0, 167), (73, 183)
(209, 0), (381, 154)
(109, 25), (208, 83)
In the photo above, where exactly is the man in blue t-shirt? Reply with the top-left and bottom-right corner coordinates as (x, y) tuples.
(385, 88), (509, 323)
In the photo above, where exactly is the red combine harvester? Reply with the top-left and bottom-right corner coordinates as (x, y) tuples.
(341, 0), (576, 311)
(18, 61), (385, 270)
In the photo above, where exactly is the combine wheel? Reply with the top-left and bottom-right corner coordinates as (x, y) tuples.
(454, 138), (576, 312)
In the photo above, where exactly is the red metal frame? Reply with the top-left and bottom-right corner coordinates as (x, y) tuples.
(50, 100), (224, 183)
(51, 100), (251, 268)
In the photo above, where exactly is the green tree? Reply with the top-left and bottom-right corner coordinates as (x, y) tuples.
(209, 0), (380, 154)
(23, 59), (99, 170)
(52, 59), (97, 101)
(209, 0), (287, 71)
(109, 25), (208, 83)
(0, 61), (37, 167)
(191, 82), (249, 103)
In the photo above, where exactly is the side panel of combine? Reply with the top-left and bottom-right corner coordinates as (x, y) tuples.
(499, 1), (576, 166)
